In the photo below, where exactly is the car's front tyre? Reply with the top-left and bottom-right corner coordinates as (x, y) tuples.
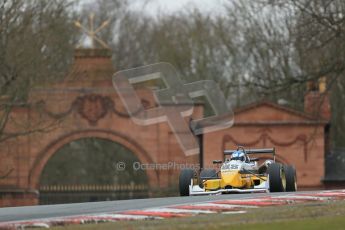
(268, 163), (286, 192)
(179, 169), (194, 196)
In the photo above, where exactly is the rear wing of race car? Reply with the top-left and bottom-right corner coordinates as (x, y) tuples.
(224, 148), (276, 162)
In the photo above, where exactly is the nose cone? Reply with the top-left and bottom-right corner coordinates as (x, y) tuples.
(221, 171), (242, 188)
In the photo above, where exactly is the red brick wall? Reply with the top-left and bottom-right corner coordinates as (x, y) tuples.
(0, 191), (38, 207)
(0, 83), (203, 206)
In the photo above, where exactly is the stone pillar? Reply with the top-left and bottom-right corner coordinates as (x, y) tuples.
(304, 77), (331, 120)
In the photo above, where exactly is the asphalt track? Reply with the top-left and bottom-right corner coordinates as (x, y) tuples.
(0, 191), (306, 222)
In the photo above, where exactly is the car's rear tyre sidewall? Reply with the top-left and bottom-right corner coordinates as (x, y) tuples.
(284, 165), (297, 192)
(200, 169), (217, 179)
(179, 169), (194, 196)
(199, 169), (217, 188)
(268, 163), (286, 192)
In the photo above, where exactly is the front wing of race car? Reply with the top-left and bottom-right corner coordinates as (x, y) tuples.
(189, 179), (269, 195)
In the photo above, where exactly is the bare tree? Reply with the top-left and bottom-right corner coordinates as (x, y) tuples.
(0, 0), (77, 143)
(79, 0), (345, 147)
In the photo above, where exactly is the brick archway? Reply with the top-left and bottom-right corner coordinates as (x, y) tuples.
(29, 129), (159, 191)
(0, 48), (202, 207)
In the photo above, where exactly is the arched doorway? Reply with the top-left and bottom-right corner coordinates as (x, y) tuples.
(39, 138), (149, 204)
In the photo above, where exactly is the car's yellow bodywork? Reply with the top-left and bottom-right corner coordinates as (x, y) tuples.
(203, 170), (267, 191)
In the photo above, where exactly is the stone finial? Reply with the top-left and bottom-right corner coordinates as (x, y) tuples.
(74, 13), (110, 49)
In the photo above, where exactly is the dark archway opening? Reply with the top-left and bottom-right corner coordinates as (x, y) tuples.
(39, 138), (149, 205)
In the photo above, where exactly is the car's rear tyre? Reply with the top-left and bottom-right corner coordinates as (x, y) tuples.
(200, 169), (217, 179)
(268, 163), (286, 192)
(199, 169), (217, 188)
(284, 165), (297, 192)
(179, 169), (194, 196)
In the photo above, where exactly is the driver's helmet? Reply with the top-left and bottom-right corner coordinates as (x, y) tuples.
(231, 150), (247, 162)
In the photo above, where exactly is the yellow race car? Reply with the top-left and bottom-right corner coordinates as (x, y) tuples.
(179, 146), (297, 196)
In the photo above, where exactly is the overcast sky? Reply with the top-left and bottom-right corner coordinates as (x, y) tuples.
(131, 0), (227, 15)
